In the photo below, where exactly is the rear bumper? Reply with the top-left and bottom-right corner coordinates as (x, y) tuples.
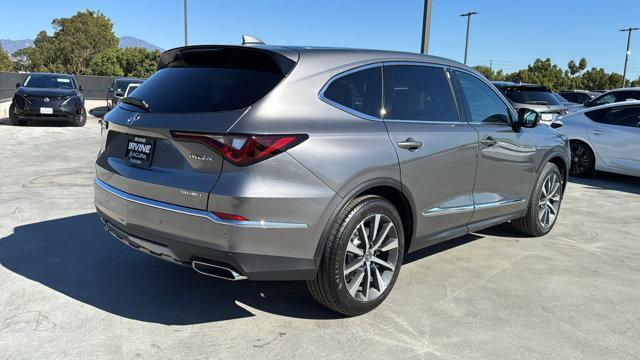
(94, 178), (320, 280)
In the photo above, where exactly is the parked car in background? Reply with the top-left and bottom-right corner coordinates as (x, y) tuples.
(583, 88), (640, 108)
(558, 90), (599, 104)
(123, 83), (141, 98)
(557, 101), (640, 177)
(9, 72), (86, 126)
(493, 81), (570, 124)
(95, 43), (570, 316)
(106, 77), (145, 110)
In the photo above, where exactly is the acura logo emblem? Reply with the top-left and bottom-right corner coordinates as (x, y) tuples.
(43, 97), (50, 102)
(127, 113), (141, 124)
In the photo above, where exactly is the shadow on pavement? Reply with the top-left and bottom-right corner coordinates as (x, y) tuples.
(568, 171), (640, 196)
(0, 213), (341, 324)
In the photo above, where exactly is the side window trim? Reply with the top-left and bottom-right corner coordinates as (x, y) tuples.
(451, 68), (516, 126)
(319, 63), (384, 122)
(381, 61), (461, 124)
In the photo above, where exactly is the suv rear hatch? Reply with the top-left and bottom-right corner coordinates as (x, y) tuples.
(497, 84), (569, 121)
(96, 45), (298, 210)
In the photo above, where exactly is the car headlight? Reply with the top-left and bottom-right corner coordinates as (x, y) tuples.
(61, 95), (80, 106)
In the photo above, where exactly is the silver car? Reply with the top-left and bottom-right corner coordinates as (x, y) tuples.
(557, 101), (640, 177)
(94, 42), (570, 315)
(493, 82), (571, 124)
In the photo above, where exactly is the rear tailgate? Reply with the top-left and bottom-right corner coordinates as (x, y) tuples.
(96, 45), (298, 210)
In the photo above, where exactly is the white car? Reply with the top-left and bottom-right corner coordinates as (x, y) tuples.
(123, 83), (141, 98)
(556, 101), (640, 177)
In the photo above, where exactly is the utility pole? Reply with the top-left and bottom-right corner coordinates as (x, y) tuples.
(620, 27), (638, 88)
(460, 11), (478, 65)
(420, 0), (433, 54)
(184, 0), (189, 46)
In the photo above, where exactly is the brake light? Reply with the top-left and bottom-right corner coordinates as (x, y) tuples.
(171, 132), (308, 166)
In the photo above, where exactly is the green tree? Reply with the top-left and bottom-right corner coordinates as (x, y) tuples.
(89, 47), (124, 76)
(0, 47), (12, 71)
(472, 65), (505, 81)
(15, 10), (118, 74)
(567, 58), (587, 76)
(504, 58), (569, 91)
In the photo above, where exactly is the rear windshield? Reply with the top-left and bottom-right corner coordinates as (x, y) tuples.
(121, 67), (283, 113)
(114, 79), (141, 92)
(500, 88), (562, 106)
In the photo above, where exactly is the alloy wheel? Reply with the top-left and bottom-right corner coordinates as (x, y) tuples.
(538, 173), (561, 228)
(570, 144), (590, 175)
(343, 214), (399, 302)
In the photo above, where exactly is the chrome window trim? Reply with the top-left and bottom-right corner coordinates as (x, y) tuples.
(422, 198), (525, 217)
(95, 179), (308, 229)
(381, 61), (462, 123)
(318, 62), (384, 122)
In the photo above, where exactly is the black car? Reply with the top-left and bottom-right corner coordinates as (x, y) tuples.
(558, 90), (599, 104)
(106, 77), (145, 110)
(10, 73), (86, 126)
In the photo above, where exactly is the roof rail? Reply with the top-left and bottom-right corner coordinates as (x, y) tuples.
(242, 35), (265, 45)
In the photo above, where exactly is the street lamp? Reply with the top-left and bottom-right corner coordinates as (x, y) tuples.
(620, 27), (638, 88)
(184, 0), (188, 46)
(460, 11), (478, 65)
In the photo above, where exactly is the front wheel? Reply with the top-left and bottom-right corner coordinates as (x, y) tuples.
(512, 162), (564, 236)
(307, 195), (404, 316)
(9, 104), (27, 126)
(569, 141), (594, 177)
(73, 107), (87, 127)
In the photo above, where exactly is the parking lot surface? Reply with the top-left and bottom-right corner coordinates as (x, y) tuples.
(1, 101), (639, 359)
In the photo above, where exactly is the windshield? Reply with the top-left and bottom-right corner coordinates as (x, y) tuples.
(553, 93), (569, 103)
(500, 88), (561, 105)
(120, 67), (283, 113)
(23, 74), (75, 89)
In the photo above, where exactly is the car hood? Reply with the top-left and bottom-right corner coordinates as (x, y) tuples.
(511, 103), (566, 112)
(17, 87), (79, 97)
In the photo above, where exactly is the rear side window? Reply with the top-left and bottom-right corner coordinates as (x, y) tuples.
(600, 106), (640, 128)
(122, 67), (283, 113)
(323, 66), (382, 118)
(383, 65), (458, 122)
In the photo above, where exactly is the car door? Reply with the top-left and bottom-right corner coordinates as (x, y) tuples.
(382, 63), (479, 249)
(452, 70), (537, 230)
(587, 105), (640, 173)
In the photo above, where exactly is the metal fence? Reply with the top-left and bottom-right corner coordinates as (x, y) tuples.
(0, 72), (117, 101)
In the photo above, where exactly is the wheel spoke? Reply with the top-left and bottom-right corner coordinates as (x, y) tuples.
(347, 241), (364, 256)
(378, 238), (399, 252)
(371, 256), (395, 271)
(372, 222), (393, 251)
(547, 202), (556, 216)
(344, 258), (364, 275)
(371, 214), (381, 244)
(347, 268), (365, 297)
(363, 263), (371, 300)
(373, 265), (387, 294)
(549, 178), (559, 196)
(539, 207), (547, 223)
(358, 223), (370, 251)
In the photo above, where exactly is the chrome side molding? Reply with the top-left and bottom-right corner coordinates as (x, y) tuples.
(423, 198), (525, 217)
(95, 179), (308, 229)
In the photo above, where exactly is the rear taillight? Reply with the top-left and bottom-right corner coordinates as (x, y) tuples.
(171, 132), (308, 166)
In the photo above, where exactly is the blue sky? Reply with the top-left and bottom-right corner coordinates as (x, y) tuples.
(1, 0), (639, 79)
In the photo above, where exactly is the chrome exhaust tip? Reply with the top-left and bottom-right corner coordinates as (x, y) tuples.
(192, 260), (247, 281)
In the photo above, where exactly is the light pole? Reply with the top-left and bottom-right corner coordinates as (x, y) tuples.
(460, 11), (478, 65)
(620, 27), (638, 88)
(184, 0), (188, 46)
(420, 0), (433, 54)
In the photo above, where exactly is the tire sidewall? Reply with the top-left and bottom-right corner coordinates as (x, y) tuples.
(530, 164), (563, 235)
(570, 142), (594, 177)
(330, 199), (404, 315)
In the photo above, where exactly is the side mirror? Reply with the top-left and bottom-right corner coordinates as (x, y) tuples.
(78, 86), (83, 92)
(15, 82), (21, 89)
(550, 121), (564, 129)
(514, 108), (541, 129)
(109, 87), (114, 92)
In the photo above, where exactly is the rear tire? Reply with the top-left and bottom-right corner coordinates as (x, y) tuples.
(9, 104), (27, 126)
(512, 162), (563, 236)
(307, 195), (404, 316)
(569, 141), (594, 177)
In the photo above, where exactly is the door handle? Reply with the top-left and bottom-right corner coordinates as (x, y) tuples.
(589, 129), (604, 136)
(480, 136), (498, 147)
(397, 138), (423, 151)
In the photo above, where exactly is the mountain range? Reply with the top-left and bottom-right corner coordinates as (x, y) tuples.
(0, 36), (163, 56)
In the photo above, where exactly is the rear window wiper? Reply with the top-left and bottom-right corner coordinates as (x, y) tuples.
(121, 97), (151, 112)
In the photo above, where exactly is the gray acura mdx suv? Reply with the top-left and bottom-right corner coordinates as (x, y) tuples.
(94, 42), (570, 315)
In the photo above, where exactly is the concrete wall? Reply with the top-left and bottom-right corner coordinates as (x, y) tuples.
(0, 72), (117, 101)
